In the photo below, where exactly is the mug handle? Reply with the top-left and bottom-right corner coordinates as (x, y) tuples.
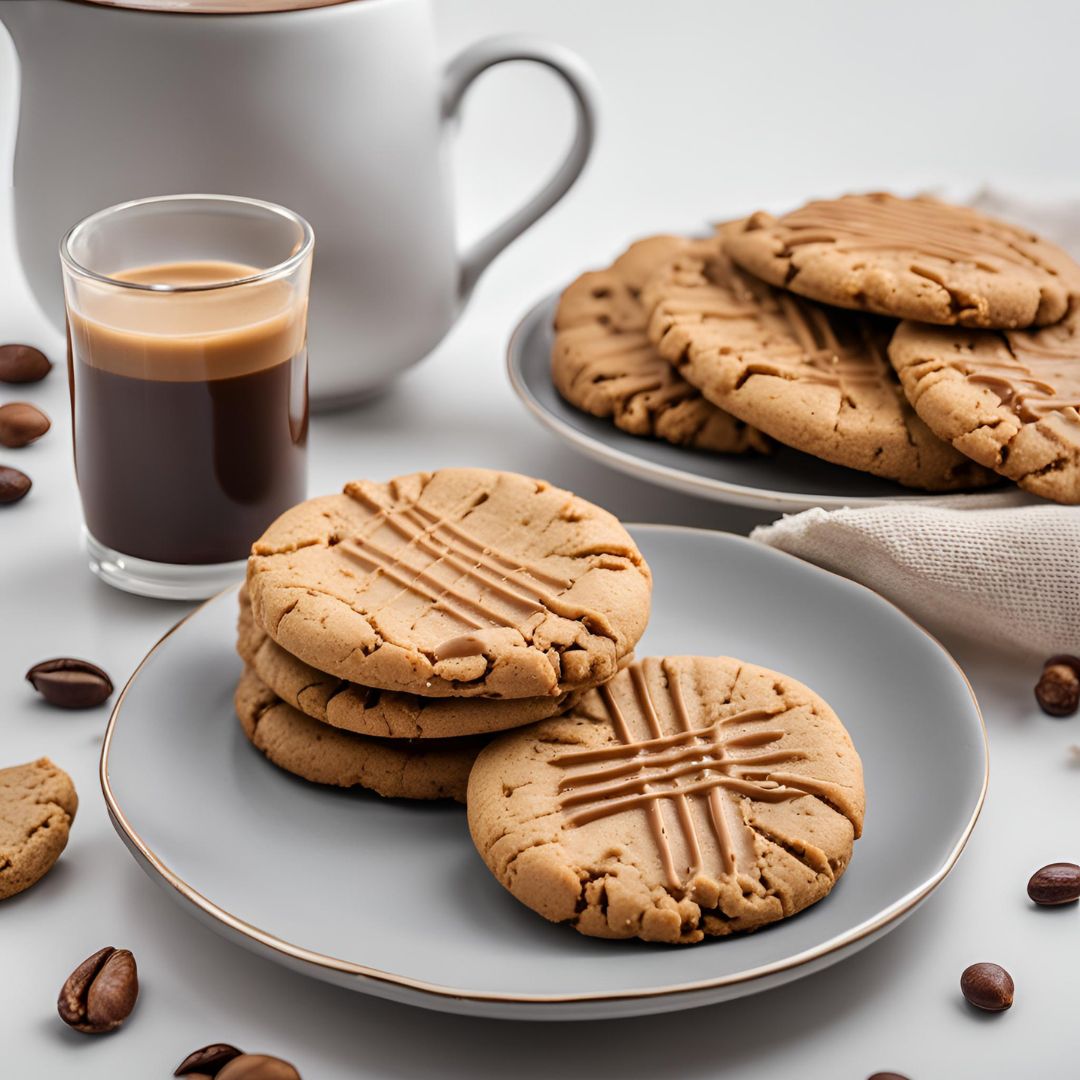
(442, 35), (599, 303)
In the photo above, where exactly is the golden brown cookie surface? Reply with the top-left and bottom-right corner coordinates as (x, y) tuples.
(889, 311), (1080, 503)
(247, 469), (651, 699)
(644, 235), (995, 490)
(234, 667), (482, 802)
(0, 758), (78, 900)
(236, 589), (573, 738)
(468, 657), (864, 943)
(725, 193), (1080, 329)
(553, 235), (769, 453)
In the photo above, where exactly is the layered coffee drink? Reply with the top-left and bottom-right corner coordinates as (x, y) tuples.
(67, 260), (308, 566)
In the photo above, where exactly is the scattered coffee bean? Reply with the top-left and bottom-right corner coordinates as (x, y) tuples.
(1027, 861), (1080, 906)
(0, 402), (50, 447)
(57, 946), (138, 1034)
(216, 1055), (301, 1080)
(0, 464), (31, 504)
(1035, 655), (1080, 717)
(26, 658), (114, 709)
(867, 1074), (910, 1080)
(0, 343), (50, 383)
(960, 962), (1013, 1012)
(175, 1043), (245, 1076)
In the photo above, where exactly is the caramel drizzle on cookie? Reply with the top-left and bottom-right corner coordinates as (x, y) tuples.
(773, 294), (890, 391)
(336, 490), (577, 647)
(777, 195), (1051, 273)
(959, 325), (1080, 423)
(669, 245), (895, 398)
(551, 659), (840, 889)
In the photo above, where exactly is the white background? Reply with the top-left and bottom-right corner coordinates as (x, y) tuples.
(3, 1), (1080, 1076)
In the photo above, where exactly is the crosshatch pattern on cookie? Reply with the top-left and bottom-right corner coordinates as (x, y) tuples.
(725, 193), (1080, 329)
(648, 239), (901, 404)
(247, 470), (651, 698)
(643, 237), (996, 490)
(337, 487), (590, 652)
(467, 655), (865, 943)
(888, 310), (1080, 502)
(551, 236), (770, 453)
(949, 325), (1080, 426)
(552, 658), (854, 890)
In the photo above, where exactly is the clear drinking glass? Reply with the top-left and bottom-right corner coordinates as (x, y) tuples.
(60, 194), (313, 600)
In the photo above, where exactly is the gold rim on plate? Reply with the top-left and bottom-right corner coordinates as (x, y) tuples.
(99, 525), (989, 1010)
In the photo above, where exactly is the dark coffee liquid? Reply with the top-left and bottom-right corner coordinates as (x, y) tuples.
(68, 261), (308, 565)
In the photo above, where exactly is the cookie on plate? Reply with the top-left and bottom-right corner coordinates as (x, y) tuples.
(236, 589), (574, 739)
(724, 193), (1080, 329)
(889, 311), (1080, 503)
(553, 235), (769, 453)
(644, 235), (996, 490)
(234, 667), (482, 802)
(0, 758), (78, 900)
(468, 656), (864, 944)
(247, 469), (652, 700)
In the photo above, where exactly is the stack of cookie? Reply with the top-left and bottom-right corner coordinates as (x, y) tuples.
(554, 192), (1080, 504)
(235, 468), (653, 802)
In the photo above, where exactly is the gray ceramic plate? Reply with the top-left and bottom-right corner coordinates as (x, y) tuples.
(102, 526), (987, 1020)
(508, 292), (1033, 513)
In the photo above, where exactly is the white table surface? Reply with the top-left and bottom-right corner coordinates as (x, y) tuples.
(3, 1), (1080, 1076)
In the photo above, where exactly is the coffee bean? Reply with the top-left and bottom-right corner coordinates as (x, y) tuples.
(216, 1055), (301, 1080)
(1027, 861), (1080, 906)
(960, 962), (1013, 1012)
(175, 1043), (245, 1076)
(867, 1074), (910, 1080)
(0, 402), (50, 448)
(57, 946), (138, 1034)
(1035, 655), (1080, 717)
(0, 344), (50, 384)
(26, 658), (114, 709)
(0, 465), (31, 504)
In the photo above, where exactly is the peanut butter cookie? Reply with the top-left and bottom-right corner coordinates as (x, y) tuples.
(0, 758), (78, 900)
(644, 235), (995, 490)
(889, 310), (1080, 503)
(234, 667), (482, 802)
(247, 469), (651, 699)
(236, 588), (574, 738)
(553, 235), (769, 453)
(725, 193), (1080, 329)
(468, 657), (864, 943)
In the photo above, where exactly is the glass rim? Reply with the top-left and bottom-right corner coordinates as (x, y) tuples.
(59, 193), (315, 294)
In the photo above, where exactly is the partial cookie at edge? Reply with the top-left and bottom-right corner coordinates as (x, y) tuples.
(0, 757), (78, 900)
(888, 311), (1080, 504)
(553, 235), (770, 453)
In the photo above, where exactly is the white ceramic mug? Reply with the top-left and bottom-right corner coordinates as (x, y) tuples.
(0, 0), (598, 406)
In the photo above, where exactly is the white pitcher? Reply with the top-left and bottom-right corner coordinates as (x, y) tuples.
(0, 0), (598, 406)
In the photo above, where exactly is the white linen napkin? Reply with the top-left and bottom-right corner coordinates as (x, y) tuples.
(752, 505), (1080, 655)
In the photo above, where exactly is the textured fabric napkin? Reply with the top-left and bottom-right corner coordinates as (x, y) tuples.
(752, 506), (1080, 655)
(751, 190), (1080, 656)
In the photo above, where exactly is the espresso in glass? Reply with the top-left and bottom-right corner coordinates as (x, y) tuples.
(69, 259), (307, 564)
(61, 195), (313, 599)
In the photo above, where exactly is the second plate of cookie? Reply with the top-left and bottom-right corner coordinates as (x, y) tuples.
(511, 291), (1036, 513)
(101, 524), (987, 1019)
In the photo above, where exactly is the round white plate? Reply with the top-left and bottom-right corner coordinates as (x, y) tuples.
(508, 292), (1033, 513)
(102, 526), (987, 1020)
